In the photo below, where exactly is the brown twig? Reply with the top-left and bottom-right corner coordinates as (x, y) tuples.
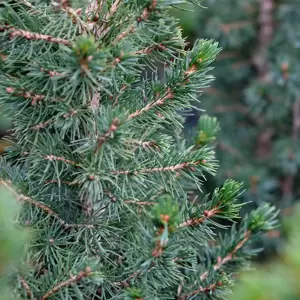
(40, 67), (63, 77)
(0, 25), (71, 46)
(113, 270), (141, 288)
(19, 276), (34, 298)
(124, 200), (156, 206)
(0, 180), (95, 229)
(126, 139), (160, 151)
(94, 118), (119, 153)
(112, 160), (206, 175)
(113, 84), (127, 106)
(6, 87), (45, 105)
(178, 206), (221, 228)
(200, 230), (251, 281)
(112, 0), (158, 44)
(41, 268), (92, 300)
(31, 119), (54, 130)
(44, 154), (79, 166)
(178, 281), (223, 299)
(127, 88), (174, 120)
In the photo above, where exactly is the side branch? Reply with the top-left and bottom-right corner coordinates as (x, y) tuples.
(6, 87), (63, 105)
(19, 276), (34, 298)
(127, 88), (174, 120)
(0, 25), (71, 46)
(112, 160), (205, 175)
(112, 0), (158, 43)
(44, 155), (79, 166)
(0, 180), (95, 229)
(178, 206), (221, 228)
(41, 267), (92, 300)
(6, 87), (45, 105)
(179, 231), (251, 299)
(94, 118), (119, 153)
(125, 139), (160, 151)
(200, 230), (251, 281)
(179, 281), (223, 300)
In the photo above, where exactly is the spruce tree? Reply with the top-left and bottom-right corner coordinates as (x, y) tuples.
(0, 1), (277, 299)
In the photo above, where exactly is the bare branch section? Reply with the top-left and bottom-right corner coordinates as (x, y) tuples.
(112, 160), (206, 175)
(0, 25), (71, 46)
(94, 118), (119, 153)
(41, 267), (92, 300)
(0, 180), (95, 229)
(19, 276), (34, 298)
(112, 0), (158, 43)
(178, 281), (223, 300)
(127, 88), (174, 120)
(44, 155), (78, 166)
(126, 139), (160, 151)
(6, 87), (45, 105)
(178, 206), (221, 228)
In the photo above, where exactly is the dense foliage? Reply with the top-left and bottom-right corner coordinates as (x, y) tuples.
(0, 1), (277, 299)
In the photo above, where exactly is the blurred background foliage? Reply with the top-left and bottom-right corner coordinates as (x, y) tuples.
(176, 0), (300, 258)
(0, 186), (28, 300)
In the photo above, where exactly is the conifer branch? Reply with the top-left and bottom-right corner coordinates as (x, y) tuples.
(31, 119), (54, 130)
(16, 0), (34, 9)
(44, 155), (79, 166)
(94, 118), (119, 153)
(99, 0), (122, 31)
(127, 88), (174, 120)
(0, 179), (68, 227)
(40, 67), (63, 77)
(200, 230), (251, 281)
(45, 179), (79, 186)
(112, 0), (158, 44)
(124, 200), (156, 206)
(178, 206), (221, 227)
(41, 267), (92, 300)
(0, 25), (71, 46)
(0, 180), (95, 229)
(178, 231), (251, 299)
(113, 84), (127, 106)
(113, 270), (141, 288)
(112, 160), (206, 175)
(31, 109), (78, 130)
(126, 139), (160, 151)
(19, 276), (34, 299)
(178, 281), (223, 299)
(6, 87), (45, 105)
